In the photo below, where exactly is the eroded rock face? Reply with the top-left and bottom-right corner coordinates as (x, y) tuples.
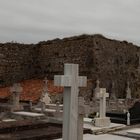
(0, 34), (140, 98)
(37, 34), (140, 98)
(0, 43), (39, 86)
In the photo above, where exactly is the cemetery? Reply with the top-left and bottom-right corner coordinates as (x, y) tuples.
(0, 35), (140, 139)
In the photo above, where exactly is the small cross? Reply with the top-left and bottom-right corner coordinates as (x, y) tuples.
(95, 88), (109, 118)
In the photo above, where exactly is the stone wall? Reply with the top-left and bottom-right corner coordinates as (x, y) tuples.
(37, 35), (140, 98)
(0, 43), (38, 86)
(0, 34), (140, 98)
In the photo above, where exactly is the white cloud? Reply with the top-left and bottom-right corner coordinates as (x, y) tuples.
(0, 0), (140, 45)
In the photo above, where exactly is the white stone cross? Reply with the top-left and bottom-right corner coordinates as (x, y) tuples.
(95, 88), (110, 127)
(54, 63), (87, 140)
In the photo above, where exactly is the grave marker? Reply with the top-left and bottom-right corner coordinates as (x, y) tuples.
(126, 82), (132, 99)
(40, 77), (51, 105)
(54, 63), (87, 140)
(95, 88), (110, 127)
(10, 83), (23, 111)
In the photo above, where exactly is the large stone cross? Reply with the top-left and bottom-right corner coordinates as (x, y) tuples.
(54, 63), (87, 140)
(95, 88), (110, 127)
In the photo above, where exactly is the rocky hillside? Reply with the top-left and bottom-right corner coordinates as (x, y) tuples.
(0, 34), (140, 97)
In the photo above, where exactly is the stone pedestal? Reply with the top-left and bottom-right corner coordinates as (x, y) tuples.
(95, 117), (110, 127)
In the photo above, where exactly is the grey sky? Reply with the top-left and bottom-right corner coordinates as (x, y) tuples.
(0, 0), (140, 45)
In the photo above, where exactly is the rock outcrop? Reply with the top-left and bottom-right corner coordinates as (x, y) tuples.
(0, 34), (140, 98)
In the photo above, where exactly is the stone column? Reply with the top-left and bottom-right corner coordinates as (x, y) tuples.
(54, 63), (87, 140)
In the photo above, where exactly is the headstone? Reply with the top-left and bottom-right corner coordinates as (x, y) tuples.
(126, 82), (132, 99)
(40, 77), (51, 105)
(94, 79), (100, 94)
(95, 88), (110, 127)
(54, 63), (87, 140)
(10, 83), (23, 111)
(110, 81), (117, 100)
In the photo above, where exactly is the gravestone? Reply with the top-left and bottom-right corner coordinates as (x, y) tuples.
(126, 82), (132, 99)
(10, 83), (23, 111)
(95, 88), (110, 127)
(54, 63), (87, 140)
(110, 81), (117, 100)
(40, 77), (51, 105)
(94, 79), (100, 94)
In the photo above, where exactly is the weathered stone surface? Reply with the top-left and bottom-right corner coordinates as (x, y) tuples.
(38, 34), (140, 98)
(0, 43), (39, 86)
(0, 34), (140, 98)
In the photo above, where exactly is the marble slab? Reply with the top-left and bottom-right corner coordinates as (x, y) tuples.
(12, 111), (44, 117)
(55, 134), (134, 140)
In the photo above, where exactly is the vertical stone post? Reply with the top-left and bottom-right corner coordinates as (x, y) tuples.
(54, 63), (87, 140)
(10, 83), (23, 111)
(95, 88), (110, 127)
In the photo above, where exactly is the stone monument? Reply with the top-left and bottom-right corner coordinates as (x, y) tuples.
(110, 81), (117, 100)
(54, 63), (87, 140)
(10, 83), (23, 111)
(95, 88), (111, 127)
(40, 77), (51, 105)
(94, 79), (100, 94)
(126, 81), (132, 99)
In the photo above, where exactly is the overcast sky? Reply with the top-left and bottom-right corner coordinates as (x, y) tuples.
(0, 0), (140, 45)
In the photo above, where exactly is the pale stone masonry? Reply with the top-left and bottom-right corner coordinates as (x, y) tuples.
(54, 63), (87, 140)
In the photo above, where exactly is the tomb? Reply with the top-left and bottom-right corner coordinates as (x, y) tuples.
(10, 83), (23, 111)
(107, 101), (140, 125)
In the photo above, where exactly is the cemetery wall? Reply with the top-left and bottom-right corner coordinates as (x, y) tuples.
(0, 34), (140, 98)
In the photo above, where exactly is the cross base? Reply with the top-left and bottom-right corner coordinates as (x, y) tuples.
(94, 117), (110, 127)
